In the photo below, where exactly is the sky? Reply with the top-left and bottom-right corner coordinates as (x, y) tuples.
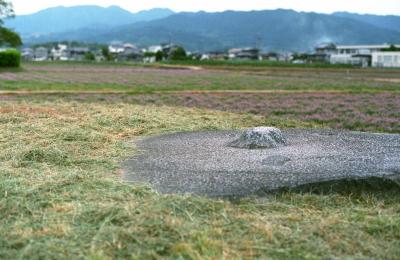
(11, 0), (400, 16)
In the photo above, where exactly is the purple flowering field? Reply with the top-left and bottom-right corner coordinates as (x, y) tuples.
(1, 63), (399, 132)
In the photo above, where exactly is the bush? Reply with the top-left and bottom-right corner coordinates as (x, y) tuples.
(0, 49), (21, 67)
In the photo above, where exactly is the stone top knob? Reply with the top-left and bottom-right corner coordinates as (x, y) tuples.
(229, 127), (287, 149)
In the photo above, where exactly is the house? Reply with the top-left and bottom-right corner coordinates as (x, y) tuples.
(259, 52), (291, 62)
(201, 51), (227, 60)
(147, 45), (163, 53)
(34, 47), (49, 61)
(108, 41), (125, 54)
(228, 48), (242, 59)
(228, 48), (260, 60)
(93, 50), (106, 62)
(260, 52), (279, 61)
(50, 44), (68, 61)
(21, 48), (34, 61)
(116, 44), (143, 62)
(372, 52), (400, 68)
(143, 56), (157, 63)
(161, 43), (179, 54)
(308, 43), (338, 63)
(315, 43), (337, 55)
(68, 47), (90, 61)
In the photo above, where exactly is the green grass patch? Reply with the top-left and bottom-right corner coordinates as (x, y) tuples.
(0, 98), (399, 259)
(1, 79), (399, 94)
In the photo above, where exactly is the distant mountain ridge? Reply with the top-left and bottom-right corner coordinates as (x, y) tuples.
(333, 12), (400, 32)
(5, 5), (174, 36)
(8, 6), (400, 52)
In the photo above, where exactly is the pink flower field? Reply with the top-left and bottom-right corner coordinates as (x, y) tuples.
(1, 63), (399, 133)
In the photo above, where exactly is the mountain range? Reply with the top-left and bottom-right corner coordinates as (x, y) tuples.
(332, 12), (400, 32)
(5, 6), (400, 52)
(5, 6), (174, 36)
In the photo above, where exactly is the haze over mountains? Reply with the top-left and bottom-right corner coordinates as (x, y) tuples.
(5, 5), (400, 52)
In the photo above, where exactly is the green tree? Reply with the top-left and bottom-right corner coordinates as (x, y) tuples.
(0, 0), (13, 20)
(155, 50), (166, 61)
(0, 1), (22, 47)
(144, 51), (156, 57)
(382, 44), (400, 52)
(84, 52), (95, 61)
(169, 47), (187, 60)
(0, 27), (21, 47)
(101, 46), (111, 61)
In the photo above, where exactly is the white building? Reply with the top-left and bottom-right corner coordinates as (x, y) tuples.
(324, 44), (400, 67)
(34, 47), (49, 61)
(147, 45), (163, 53)
(335, 45), (395, 55)
(228, 48), (260, 60)
(21, 48), (34, 61)
(108, 41), (125, 54)
(372, 52), (400, 68)
(330, 54), (369, 67)
(51, 44), (68, 61)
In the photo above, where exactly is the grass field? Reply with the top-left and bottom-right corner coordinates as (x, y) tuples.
(1, 63), (400, 93)
(1, 63), (399, 259)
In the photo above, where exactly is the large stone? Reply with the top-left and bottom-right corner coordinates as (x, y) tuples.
(123, 129), (400, 197)
(229, 127), (286, 149)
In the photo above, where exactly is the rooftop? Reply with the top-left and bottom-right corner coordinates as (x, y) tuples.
(336, 44), (400, 49)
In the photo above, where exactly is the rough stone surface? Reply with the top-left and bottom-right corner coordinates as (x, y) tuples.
(123, 129), (400, 197)
(229, 127), (286, 149)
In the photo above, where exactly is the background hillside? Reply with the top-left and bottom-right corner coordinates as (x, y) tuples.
(5, 6), (174, 36)
(6, 6), (400, 52)
(333, 12), (400, 32)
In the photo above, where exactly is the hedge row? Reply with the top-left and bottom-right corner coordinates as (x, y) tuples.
(0, 49), (21, 67)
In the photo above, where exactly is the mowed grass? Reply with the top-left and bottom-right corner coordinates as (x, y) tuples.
(1, 97), (400, 259)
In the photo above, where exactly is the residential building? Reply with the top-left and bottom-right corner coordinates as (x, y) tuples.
(147, 45), (163, 53)
(108, 41), (125, 54)
(68, 47), (90, 61)
(228, 48), (260, 60)
(201, 51), (227, 60)
(372, 52), (400, 68)
(94, 50), (106, 62)
(259, 52), (291, 62)
(117, 44), (143, 62)
(21, 48), (34, 61)
(330, 54), (370, 67)
(50, 44), (68, 60)
(308, 43), (338, 63)
(34, 47), (49, 61)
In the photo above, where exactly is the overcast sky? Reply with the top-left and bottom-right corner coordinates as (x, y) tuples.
(11, 0), (400, 16)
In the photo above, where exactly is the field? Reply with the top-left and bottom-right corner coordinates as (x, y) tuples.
(1, 62), (399, 259)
